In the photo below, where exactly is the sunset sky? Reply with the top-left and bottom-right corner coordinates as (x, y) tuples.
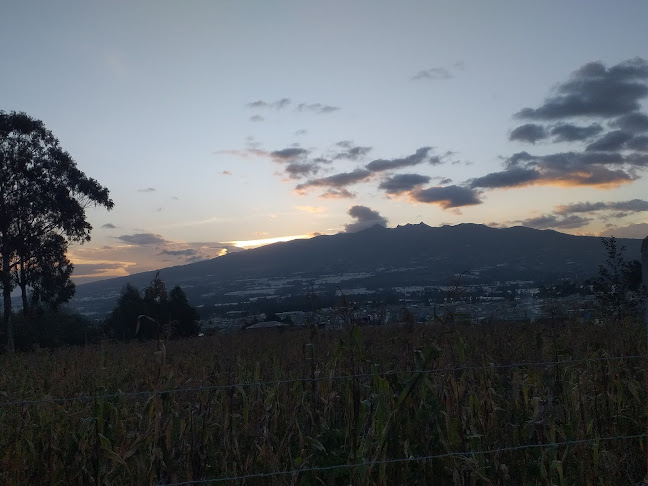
(2, 1), (648, 283)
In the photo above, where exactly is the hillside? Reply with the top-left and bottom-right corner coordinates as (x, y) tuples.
(71, 223), (643, 316)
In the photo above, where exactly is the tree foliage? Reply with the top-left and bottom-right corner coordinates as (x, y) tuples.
(104, 274), (200, 341)
(0, 111), (113, 351)
(104, 284), (143, 341)
(11, 309), (96, 350)
(13, 233), (75, 312)
(593, 236), (642, 320)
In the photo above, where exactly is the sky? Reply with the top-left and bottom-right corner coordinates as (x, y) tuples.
(2, 1), (648, 284)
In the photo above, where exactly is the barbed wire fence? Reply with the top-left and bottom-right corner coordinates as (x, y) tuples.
(2, 351), (648, 484)
(156, 433), (648, 486)
(1, 353), (645, 408)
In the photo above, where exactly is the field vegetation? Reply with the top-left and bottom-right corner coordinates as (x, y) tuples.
(1, 318), (646, 485)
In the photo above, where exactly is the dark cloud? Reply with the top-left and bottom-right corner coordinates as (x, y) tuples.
(275, 98), (291, 109)
(73, 263), (125, 275)
(610, 112), (648, 133)
(504, 151), (536, 168)
(101, 223), (116, 229)
(555, 199), (648, 214)
(116, 233), (167, 246)
(555, 202), (607, 214)
(555, 165), (636, 186)
(509, 124), (548, 143)
(160, 248), (198, 257)
(295, 129), (308, 136)
(320, 188), (356, 199)
(585, 130), (633, 151)
(516, 58), (648, 120)
(344, 205), (388, 232)
(489, 151), (641, 188)
(627, 135), (648, 151)
(379, 173), (431, 194)
(297, 103), (339, 114)
(411, 67), (452, 81)
(248, 99), (338, 113)
(549, 123), (603, 142)
(539, 150), (629, 167)
(295, 169), (372, 191)
(625, 153), (648, 165)
(411, 185), (481, 209)
(270, 147), (309, 162)
(285, 162), (320, 179)
(518, 214), (591, 230)
(334, 141), (372, 160)
(365, 147), (438, 172)
(223, 146), (331, 180)
(137, 187), (156, 193)
(247, 100), (267, 108)
(470, 167), (541, 189)
(249, 115), (264, 122)
(247, 98), (291, 109)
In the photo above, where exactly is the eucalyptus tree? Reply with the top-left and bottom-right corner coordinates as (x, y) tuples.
(0, 111), (113, 351)
(11, 230), (72, 313)
(25, 233), (76, 311)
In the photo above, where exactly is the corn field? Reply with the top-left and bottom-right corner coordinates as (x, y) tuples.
(1, 319), (647, 485)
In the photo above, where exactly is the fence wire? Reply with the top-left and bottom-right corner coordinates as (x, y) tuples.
(155, 433), (648, 485)
(1, 353), (646, 408)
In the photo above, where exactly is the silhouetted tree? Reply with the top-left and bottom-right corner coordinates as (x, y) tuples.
(104, 284), (144, 341)
(593, 236), (641, 320)
(29, 244), (75, 312)
(143, 272), (168, 322)
(0, 111), (113, 351)
(168, 285), (200, 337)
(104, 275), (200, 341)
(14, 233), (74, 313)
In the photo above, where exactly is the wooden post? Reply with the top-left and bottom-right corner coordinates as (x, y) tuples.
(643, 236), (648, 335)
(642, 236), (648, 485)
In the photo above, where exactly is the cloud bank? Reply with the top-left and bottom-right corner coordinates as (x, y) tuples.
(486, 58), (648, 191)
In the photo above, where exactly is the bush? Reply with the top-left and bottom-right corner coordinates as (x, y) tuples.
(10, 309), (97, 350)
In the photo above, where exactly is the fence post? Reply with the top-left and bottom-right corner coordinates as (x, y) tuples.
(643, 236), (648, 334)
(642, 236), (648, 485)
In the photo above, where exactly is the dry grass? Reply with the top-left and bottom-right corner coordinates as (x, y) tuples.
(0, 319), (646, 485)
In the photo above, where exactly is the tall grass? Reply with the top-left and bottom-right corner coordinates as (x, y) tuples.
(0, 319), (646, 485)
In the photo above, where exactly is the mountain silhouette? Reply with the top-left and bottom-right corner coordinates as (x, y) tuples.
(73, 223), (643, 315)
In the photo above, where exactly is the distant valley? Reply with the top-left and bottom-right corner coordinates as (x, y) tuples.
(71, 223), (643, 319)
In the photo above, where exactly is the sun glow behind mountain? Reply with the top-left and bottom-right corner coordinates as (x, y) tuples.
(231, 234), (311, 249)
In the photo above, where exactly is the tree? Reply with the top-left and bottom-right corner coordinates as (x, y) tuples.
(104, 275), (201, 341)
(27, 235), (75, 312)
(13, 232), (73, 313)
(143, 272), (168, 323)
(593, 236), (641, 320)
(168, 285), (200, 337)
(104, 284), (144, 341)
(0, 111), (113, 351)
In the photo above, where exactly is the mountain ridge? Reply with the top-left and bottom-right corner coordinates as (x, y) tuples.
(72, 223), (643, 315)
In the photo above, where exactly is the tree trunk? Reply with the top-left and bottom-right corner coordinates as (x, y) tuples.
(19, 259), (29, 317)
(2, 248), (14, 353)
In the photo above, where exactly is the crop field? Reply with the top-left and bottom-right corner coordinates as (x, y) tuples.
(1, 319), (647, 485)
